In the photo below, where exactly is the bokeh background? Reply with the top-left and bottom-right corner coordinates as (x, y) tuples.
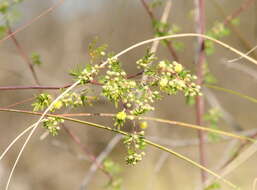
(0, 0), (257, 189)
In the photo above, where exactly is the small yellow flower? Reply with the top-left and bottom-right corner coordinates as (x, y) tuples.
(159, 61), (166, 68)
(116, 111), (127, 121)
(53, 101), (63, 110)
(174, 62), (183, 73)
(139, 121), (148, 129)
(159, 78), (168, 87)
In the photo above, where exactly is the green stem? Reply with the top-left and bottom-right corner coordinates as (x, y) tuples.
(145, 140), (239, 189)
(205, 84), (257, 104)
(0, 108), (254, 142)
(0, 109), (239, 189)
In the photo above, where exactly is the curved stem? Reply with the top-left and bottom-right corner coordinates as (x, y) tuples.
(205, 84), (257, 104)
(0, 111), (239, 189)
(3, 32), (257, 189)
(104, 33), (257, 67)
(0, 108), (254, 142)
(145, 140), (239, 189)
(0, 124), (35, 161)
(4, 80), (80, 190)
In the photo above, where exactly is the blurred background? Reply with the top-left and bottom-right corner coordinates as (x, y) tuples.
(0, 0), (257, 189)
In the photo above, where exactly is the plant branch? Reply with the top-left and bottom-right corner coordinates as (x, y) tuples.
(205, 84), (257, 104)
(4, 80), (80, 190)
(211, 0), (257, 59)
(194, 0), (207, 183)
(104, 33), (257, 66)
(140, 0), (179, 61)
(0, 84), (72, 91)
(223, 0), (255, 26)
(253, 178), (257, 190)
(205, 138), (257, 188)
(145, 140), (239, 189)
(147, 129), (257, 148)
(0, 108), (254, 142)
(0, 109), (240, 189)
(219, 131), (257, 170)
(7, 25), (40, 85)
(0, 0), (65, 45)
(63, 125), (113, 181)
(203, 88), (242, 131)
(0, 72), (141, 91)
(80, 135), (122, 189)
(3, 32), (257, 189)
(0, 33), (256, 92)
(3, 97), (35, 109)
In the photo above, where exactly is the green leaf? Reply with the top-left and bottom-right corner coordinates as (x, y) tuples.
(14, 0), (24, 3)
(0, 1), (9, 14)
(88, 38), (108, 60)
(152, 20), (169, 32)
(31, 52), (42, 65)
(186, 95), (195, 106)
(32, 93), (52, 112)
(0, 25), (7, 39)
(231, 18), (240, 26)
(204, 108), (222, 142)
(203, 62), (217, 84)
(205, 40), (215, 55)
(149, 0), (163, 9)
(103, 159), (121, 176)
(173, 41), (184, 51)
(205, 182), (221, 190)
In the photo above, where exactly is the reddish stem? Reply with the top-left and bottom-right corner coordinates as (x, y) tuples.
(0, 0), (65, 45)
(63, 126), (113, 180)
(140, 0), (179, 61)
(0, 72), (143, 91)
(7, 26), (40, 86)
(221, 131), (257, 169)
(0, 84), (72, 90)
(223, 0), (255, 26)
(195, 0), (207, 184)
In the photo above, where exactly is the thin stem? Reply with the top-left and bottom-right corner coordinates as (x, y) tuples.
(80, 135), (122, 189)
(5, 80), (80, 190)
(100, 33), (257, 68)
(203, 87), (242, 131)
(228, 45), (257, 63)
(253, 178), (257, 190)
(220, 130), (257, 170)
(205, 140), (257, 188)
(194, 0), (207, 184)
(140, 0), (179, 61)
(63, 126), (113, 180)
(1, 33), (257, 91)
(0, 84), (72, 91)
(211, 0), (257, 59)
(205, 84), (257, 104)
(145, 140), (239, 189)
(0, 0), (65, 45)
(0, 108), (254, 142)
(7, 25), (40, 85)
(3, 97), (35, 109)
(223, 0), (255, 26)
(3, 32), (257, 188)
(0, 75), (137, 91)
(0, 124), (35, 161)
(0, 109), (240, 189)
